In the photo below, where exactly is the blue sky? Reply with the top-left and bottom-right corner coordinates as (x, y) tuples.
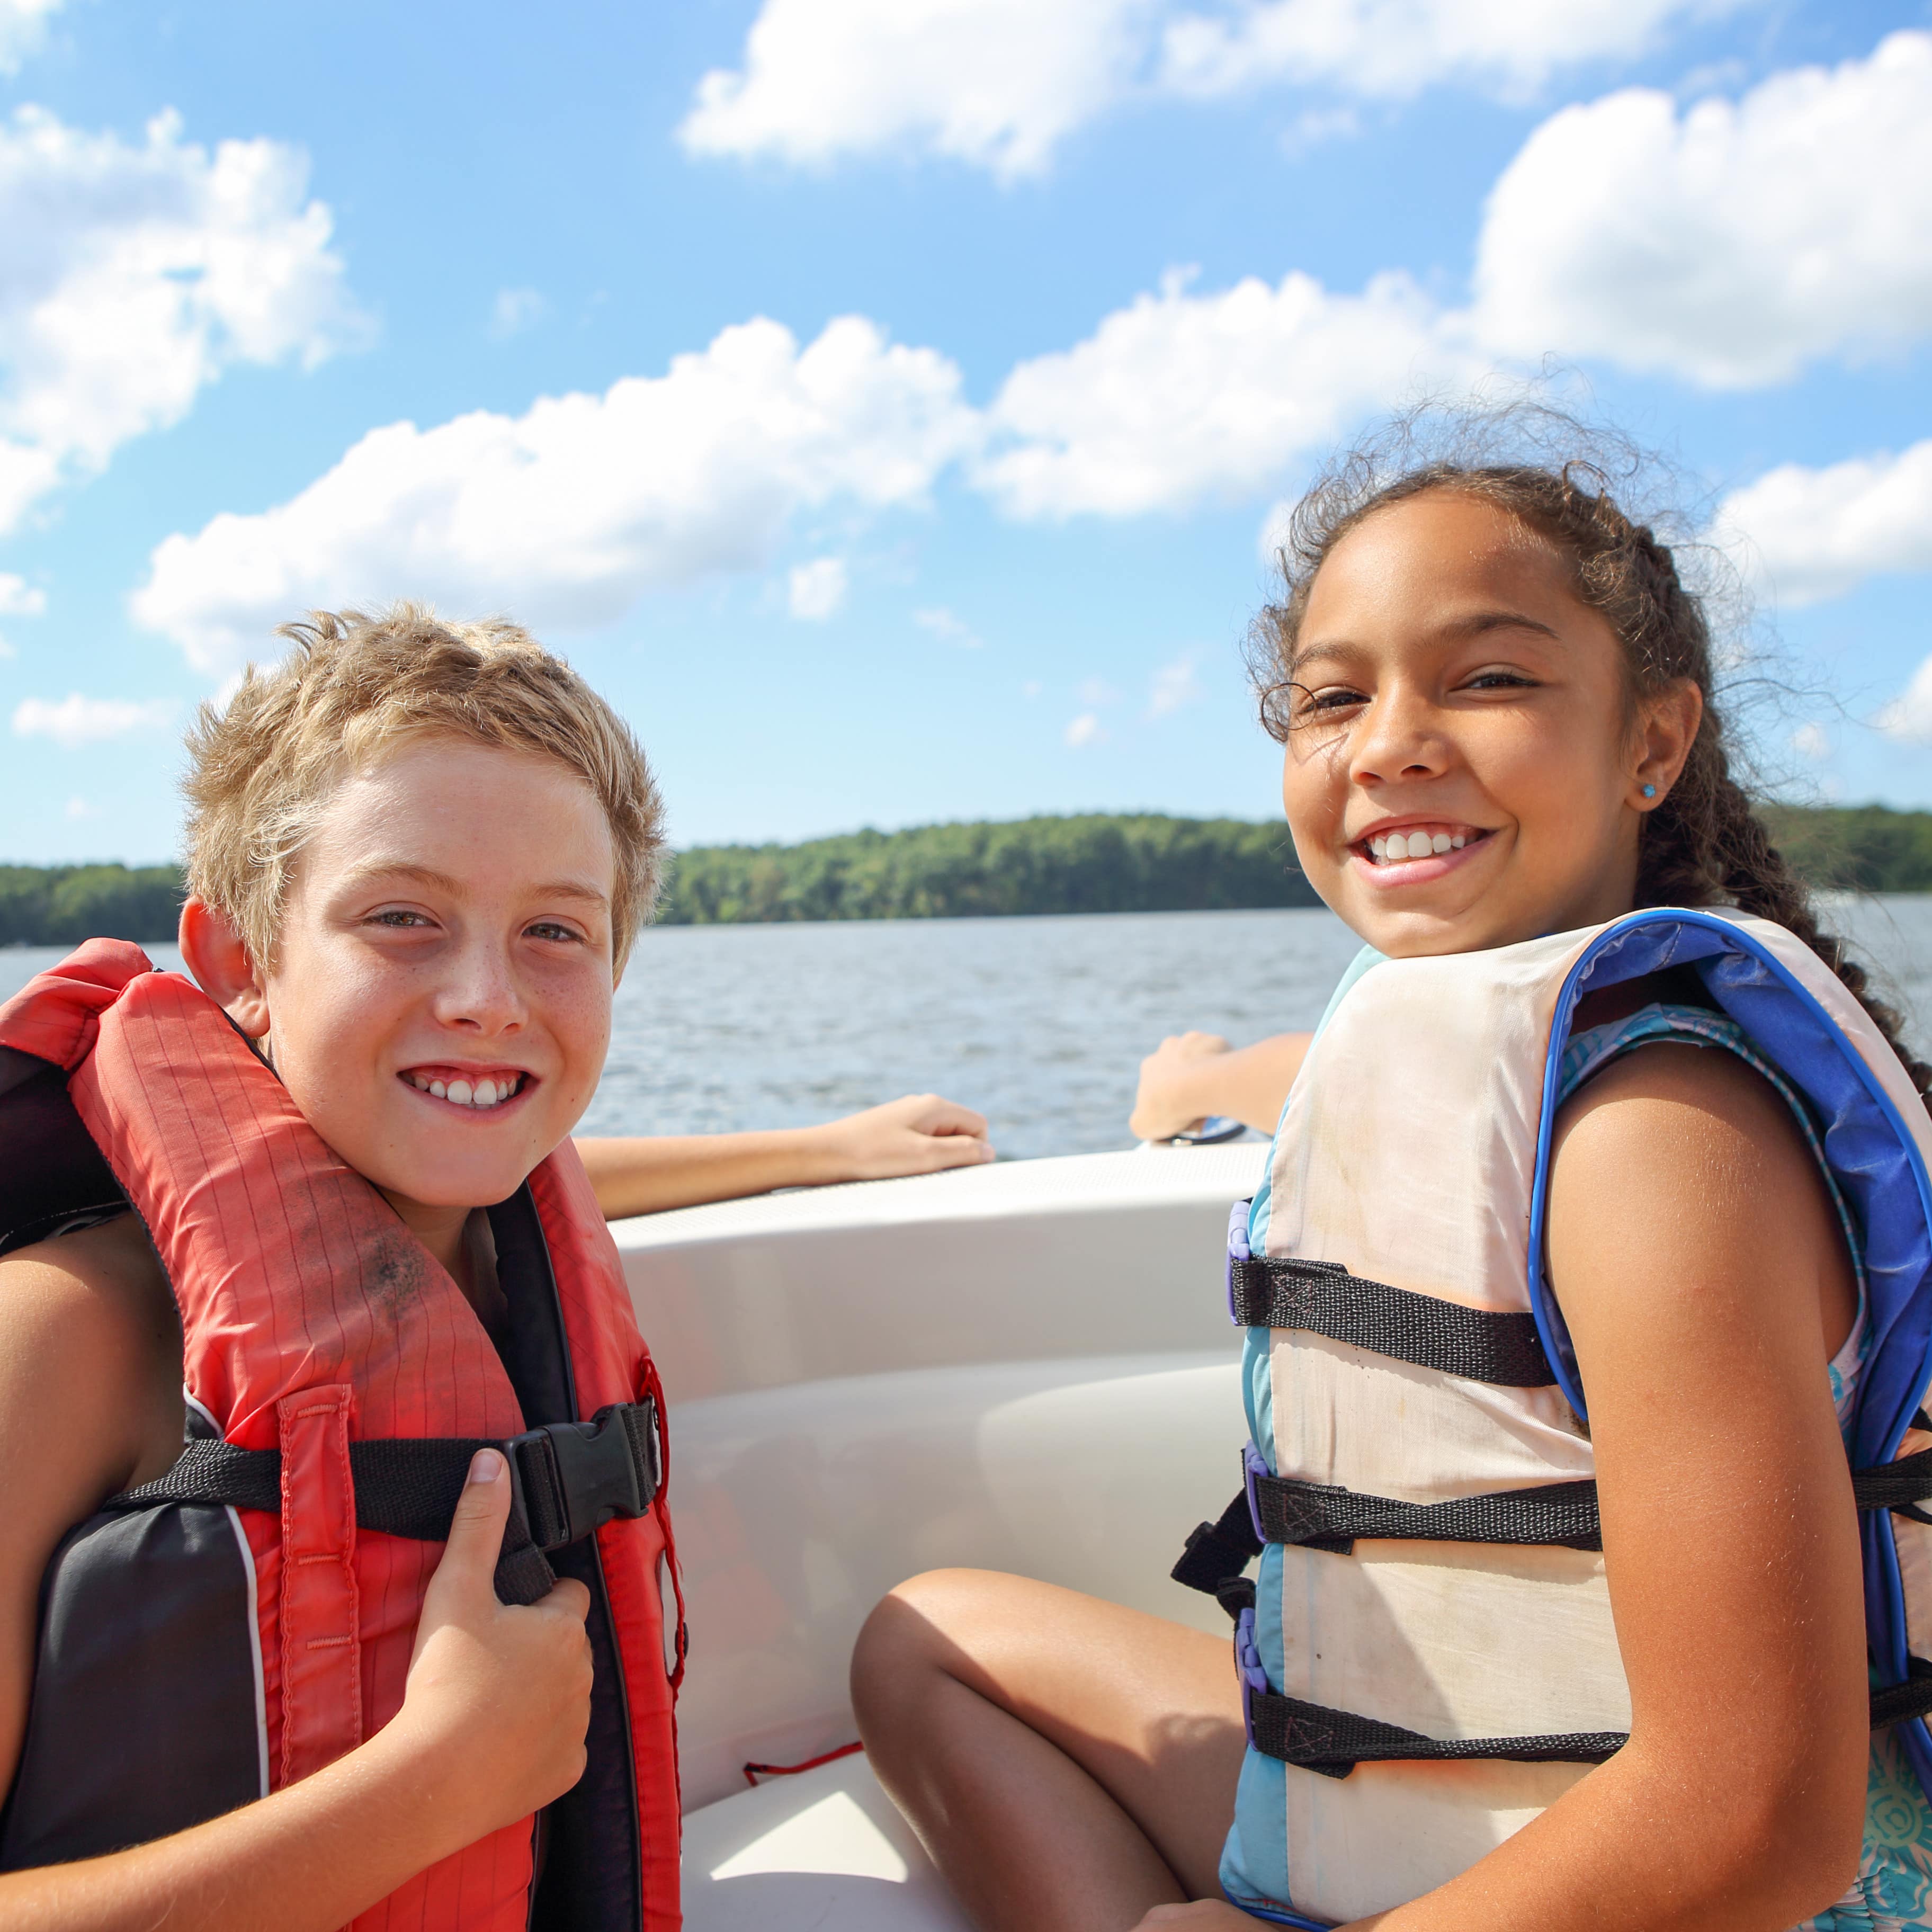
(1, 0), (1927, 864)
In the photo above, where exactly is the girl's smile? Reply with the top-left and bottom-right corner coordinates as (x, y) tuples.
(1280, 489), (1700, 956)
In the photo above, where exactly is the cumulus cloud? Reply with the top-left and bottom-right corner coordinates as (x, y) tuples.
(1064, 710), (1108, 747)
(977, 267), (1474, 518)
(1715, 439), (1932, 606)
(0, 0), (62, 74)
(915, 605), (982, 647)
(0, 571), (44, 615)
(679, 0), (1150, 182)
(490, 287), (547, 340)
(13, 693), (177, 747)
(1473, 32), (1932, 387)
(788, 555), (848, 620)
(683, 0), (1754, 178)
(1158, 0), (1748, 102)
(0, 106), (362, 533)
(133, 314), (978, 674)
(1876, 656), (1932, 748)
(1148, 651), (1202, 717)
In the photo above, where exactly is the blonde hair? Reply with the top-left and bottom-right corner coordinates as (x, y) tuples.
(182, 604), (664, 973)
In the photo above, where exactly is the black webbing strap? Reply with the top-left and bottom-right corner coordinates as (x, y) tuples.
(1873, 1660), (1932, 1730)
(1171, 1491), (1264, 1603)
(102, 1400), (660, 1608)
(1229, 1255), (1555, 1387)
(1254, 1472), (1602, 1554)
(1248, 1691), (1627, 1780)
(1854, 1446), (1932, 1524)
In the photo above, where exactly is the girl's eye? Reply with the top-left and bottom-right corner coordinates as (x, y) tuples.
(1462, 670), (1539, 692)
(1293, 685), (1369, 719)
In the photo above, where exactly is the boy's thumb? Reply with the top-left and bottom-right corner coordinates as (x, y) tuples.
(438, 1448), (511, 1586)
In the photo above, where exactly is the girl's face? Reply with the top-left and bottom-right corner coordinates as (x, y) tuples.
(1281, 490), (1700, 957)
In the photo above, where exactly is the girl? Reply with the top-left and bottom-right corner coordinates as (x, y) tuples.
(851, 417), (1932, 1932)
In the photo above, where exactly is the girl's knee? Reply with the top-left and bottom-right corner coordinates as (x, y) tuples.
(851, 1568), (1023, 1718)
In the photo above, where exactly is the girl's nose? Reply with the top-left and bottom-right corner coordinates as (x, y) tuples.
(1349, 687), (1451, 787)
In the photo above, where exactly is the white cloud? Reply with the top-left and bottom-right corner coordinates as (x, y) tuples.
(1064, 710), (1108, 747)
(133, 314), (979, 675)
(1159, 0), (1747, 104)
(1022, 678), (1043, 697)
(0, 0), (62, 74)
(64, 794), (100, 820)
(679, 0), (1150, 183)
(682, 0), (1754, 180)
(788, 555), (848, 620)
(0, 106), (362, 533)
(1078, 675), (1123, 706)
(1148, 651), (1202, 717)
(0, 570), (44, 615)
(13, 693), (177, 747)
(977, 267), (1474, 518)
(915, 605), (982, 647)
(1791, 721), (1831, 762)
(1473, 32), (1932, 387)
(1876, 656), (1932, 748)
(490, 287), (547, 339)
(1714, 440), (1932, 606)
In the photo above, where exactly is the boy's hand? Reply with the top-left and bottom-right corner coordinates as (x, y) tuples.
(393, 1450), (594, 1836)
(1129, 1032), (1231, 1141)
(813, 1094), (995, 1179)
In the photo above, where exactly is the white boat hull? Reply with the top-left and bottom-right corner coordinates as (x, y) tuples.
(611, 1143), (1258, 1927)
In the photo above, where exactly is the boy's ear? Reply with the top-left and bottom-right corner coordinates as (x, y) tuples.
(177, 897), (271, 1039)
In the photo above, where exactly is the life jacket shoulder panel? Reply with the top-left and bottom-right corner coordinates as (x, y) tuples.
(0, 941), (684, 1932)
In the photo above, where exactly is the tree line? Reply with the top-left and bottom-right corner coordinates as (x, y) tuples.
(3, 806), (1929, 944)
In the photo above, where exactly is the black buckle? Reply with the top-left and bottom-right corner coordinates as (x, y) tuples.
(506, 1400), (660, 1552)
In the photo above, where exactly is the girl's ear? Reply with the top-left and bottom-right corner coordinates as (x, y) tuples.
(177, 897), (271, 1039)
(1633, 678), (1704, 811)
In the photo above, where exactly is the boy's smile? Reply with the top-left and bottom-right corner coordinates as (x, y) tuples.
(185, 734), (620, 1280)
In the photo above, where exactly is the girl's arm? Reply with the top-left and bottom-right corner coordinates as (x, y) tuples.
(1141, 1039), (1870, 1932)
(0, 1232), (594, 1932)
(1128, 1033), (1310, 1141)
(574, 1092), (993, 1220)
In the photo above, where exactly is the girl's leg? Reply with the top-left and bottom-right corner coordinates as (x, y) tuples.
(851, 1569), (1244, 1932)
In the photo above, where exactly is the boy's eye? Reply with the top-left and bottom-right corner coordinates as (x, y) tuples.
(369, 908), (435, 929)
(525, 920), (585, 944)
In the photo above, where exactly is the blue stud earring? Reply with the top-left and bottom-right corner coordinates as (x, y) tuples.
(1641, 783), (1657, 799)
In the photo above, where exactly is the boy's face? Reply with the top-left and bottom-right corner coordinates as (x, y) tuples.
(260, 736), (618, 1218)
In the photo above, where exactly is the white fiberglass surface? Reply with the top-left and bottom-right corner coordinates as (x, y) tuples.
(684, 1754), (970, 1931)
(627, 1147), (1254, 1820)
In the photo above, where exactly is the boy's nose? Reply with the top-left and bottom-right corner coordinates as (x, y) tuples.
(432, 944), (527, 1033)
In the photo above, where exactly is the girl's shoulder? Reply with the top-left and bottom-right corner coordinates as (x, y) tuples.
(0, 1214), (182, 1491)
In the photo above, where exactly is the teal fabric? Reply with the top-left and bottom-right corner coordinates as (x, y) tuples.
(1559, 1003), (1932, 1932)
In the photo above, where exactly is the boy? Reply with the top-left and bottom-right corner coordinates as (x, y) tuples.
(0, 606), (985, 1930)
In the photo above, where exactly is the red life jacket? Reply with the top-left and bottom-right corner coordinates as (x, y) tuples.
(0, 940), (685, 1930)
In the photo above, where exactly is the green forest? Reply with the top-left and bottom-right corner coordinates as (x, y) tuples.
(3, 806), (1930, 944)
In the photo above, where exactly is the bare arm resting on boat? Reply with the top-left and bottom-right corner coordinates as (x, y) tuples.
(859, 1039), (1868, 1932)
(574, 1091), (994, 1219)
(0, 1220), (596, 1932)
(1127, 1033), (1310, 1141)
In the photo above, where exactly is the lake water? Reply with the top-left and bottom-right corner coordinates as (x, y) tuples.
(5, 896), (1930, 1161)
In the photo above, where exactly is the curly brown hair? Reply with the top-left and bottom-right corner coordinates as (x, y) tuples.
(1252, 408), (1932, 1109)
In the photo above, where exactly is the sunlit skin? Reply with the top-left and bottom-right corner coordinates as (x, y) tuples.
(854, 490), (1867, 1932)
(181, 737), (619, 1286)
(1281, 491), (1700, 956)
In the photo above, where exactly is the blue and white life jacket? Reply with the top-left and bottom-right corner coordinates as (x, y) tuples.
(1172, 908), (1932, 1928)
